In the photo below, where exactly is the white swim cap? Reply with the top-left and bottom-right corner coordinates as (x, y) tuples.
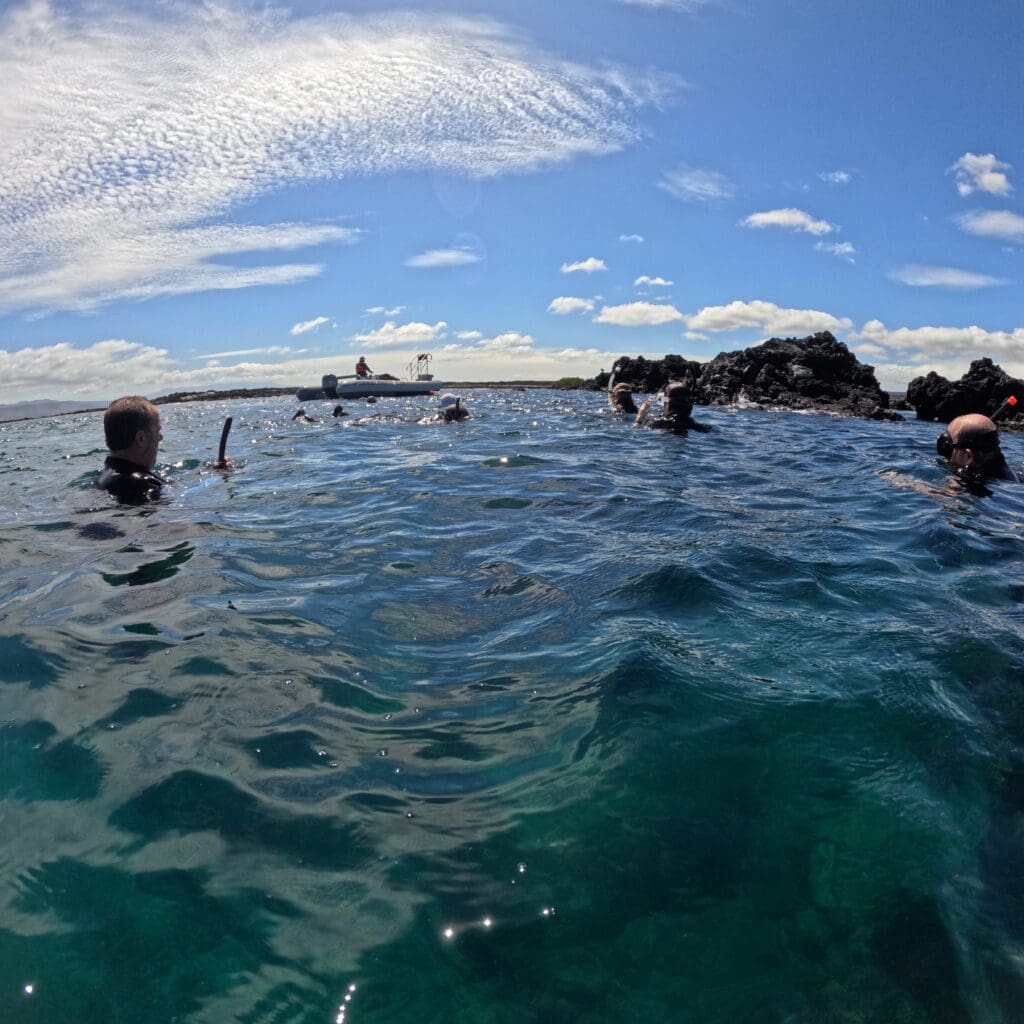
(438, 393), (459, 409)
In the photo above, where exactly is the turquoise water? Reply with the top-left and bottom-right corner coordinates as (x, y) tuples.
(2, 391), (1024, 1023)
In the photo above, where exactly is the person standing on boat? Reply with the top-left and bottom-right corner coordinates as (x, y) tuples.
(96, 396), (167, 503)
(355, 356), (373, 378)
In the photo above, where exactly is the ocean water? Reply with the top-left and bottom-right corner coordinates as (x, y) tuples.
(2, 390), (1024, 1024)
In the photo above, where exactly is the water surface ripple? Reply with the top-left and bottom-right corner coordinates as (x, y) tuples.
(2, 392), (1024, 1023)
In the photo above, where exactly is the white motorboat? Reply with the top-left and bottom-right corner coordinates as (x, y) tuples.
(296, 354), (442, 401)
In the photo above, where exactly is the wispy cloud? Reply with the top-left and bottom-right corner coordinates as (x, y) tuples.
(561, 257), (607, 273)
(0, 2), (668, 314)
(635, 275), (673, 287)
(949, 153), (1013, 196)
(548, 296), (596, 315)
(290, 316), (331, 335)
(365, 306), (405, 317)
(202, 345), (307, 360)
(405, 247), (482, 269)
(685, 300), (851, 335)
(818, 170), (852, 185)
(815, 241), (857, 263)
(616, 0), (709, 10)
(351, 320), (448, 348)
(618, 233), (644, 243)
(659, 165), (734, 202)
(955, 210), (1024, 242)
(456, 330), (483, 340)
(595, 302), (684, 326)
(889, 264), (1005, 289)
(742, 209), (835, 235)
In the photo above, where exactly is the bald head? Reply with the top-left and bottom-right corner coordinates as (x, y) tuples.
(948, 414), (999, 451)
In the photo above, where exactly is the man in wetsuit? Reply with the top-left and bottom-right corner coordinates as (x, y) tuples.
(634, 381), (710, 434)
(937, 413), (1013, 483)
(438, 393), (469, 422)
(96, 396), (167, 503)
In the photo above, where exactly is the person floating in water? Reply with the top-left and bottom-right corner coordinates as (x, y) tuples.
(634, 381), (710, 434)
(96, 396), (167, 503)
(438, 393), (469, 422)
(332, 405), (347, 418)
(608, 382), (638, 414)
(292, 408), (317, 423)
(936, 413), (1014, 483)
(355, 356), (373, 378)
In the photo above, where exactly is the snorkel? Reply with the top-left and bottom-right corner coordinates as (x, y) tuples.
(991, 394), (1018, 422)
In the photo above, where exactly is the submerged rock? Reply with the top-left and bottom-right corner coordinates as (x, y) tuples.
(906, 358), (1024, 427)
(592, 332), (900, 421)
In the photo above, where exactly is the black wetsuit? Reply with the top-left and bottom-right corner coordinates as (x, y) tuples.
(643, 415), (711, 435)
(96, 456), (166, 504)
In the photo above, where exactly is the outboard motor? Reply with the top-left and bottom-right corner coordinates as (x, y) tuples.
(322, 374), (339, 399)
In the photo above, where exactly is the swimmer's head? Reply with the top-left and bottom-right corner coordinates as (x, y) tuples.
(610, 382), (638, 414)
(438, 393), (468, 422)
(940, 413), (1003, 477)
(663, 381), (694, 419)
(332, 405), (347, 417)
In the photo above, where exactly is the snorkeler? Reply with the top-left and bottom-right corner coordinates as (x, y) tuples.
(936, 413), (1015, 483)
(609, 382), (638, 414)
(437, 393), (469, 422)
(634, 381), (710, 434)
(332, 405), (347, 418)
(292, 408), (317, 423)
(96, 396), (168, 503)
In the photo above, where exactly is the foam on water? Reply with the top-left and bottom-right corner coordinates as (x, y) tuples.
(2, 391), (1024, 1023)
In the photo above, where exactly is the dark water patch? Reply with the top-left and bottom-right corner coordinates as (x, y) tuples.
(245, 729), (325, 769)
(608, 563), (735, 616)
(314, 676), (405, 715)
(175, 655), (235, 676)
(481, 453), (546, 468)
(0, 721), (104, 801)
(0, 636), (66, 688)
(122, 622), (159, 635)
(110, 770), (370, 869)
(96, 688), (180, 729)
(481, 496), (532, 509)
(100, 542), (194, 586)
(2, 859), (302, 1024)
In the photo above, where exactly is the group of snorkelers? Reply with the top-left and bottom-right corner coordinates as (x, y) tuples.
(96, 382), (1017, 504)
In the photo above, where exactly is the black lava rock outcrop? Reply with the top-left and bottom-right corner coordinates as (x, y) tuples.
(593, 354), (703, 394)
(906, 358), (1024, 427)
(591, 332), (899, 420)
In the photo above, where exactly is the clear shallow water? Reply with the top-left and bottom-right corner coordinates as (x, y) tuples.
(3, 390), (1024, 1023)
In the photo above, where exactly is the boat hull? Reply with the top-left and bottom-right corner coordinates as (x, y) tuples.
(296, 380), (443, 401)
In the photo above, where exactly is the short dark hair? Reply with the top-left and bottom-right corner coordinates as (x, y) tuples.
(104, 396), (158, 451)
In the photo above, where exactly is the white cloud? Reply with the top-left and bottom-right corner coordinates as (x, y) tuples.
(955, 210), (1024, 242)
(949, 153), (1013, 197)
(548, 296), (596, 315)
(853, 342), (886, 359)
(853, 319), (1024, 360)
(595, 302), (684, 326)
(634, 275), (673, 287)
(202, 345), (307, 360)
(889, 265), (1006, 289)
(457, 330), (483, 340)
(815, 241), (857, 263)
(351, 320), (448, 348)
(405, 247), (482, 269)
(0, 3), (669, 315)
(685, 300), (852, 336)
(365, 306), (405, 317)
(818, 170), (852, 185)
(561, 257), (607, 273)
(618, 233), (644, 243)
(742, 208), (835, 235)
(290, 316), (330, 335)
(659, 165), (734, 202)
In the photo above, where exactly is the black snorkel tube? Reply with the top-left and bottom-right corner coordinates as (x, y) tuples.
(991, 395), (1019, 422)
(216, 416), (232, 467)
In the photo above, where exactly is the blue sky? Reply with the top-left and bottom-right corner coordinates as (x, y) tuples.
(0, 0), (1021, 400)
